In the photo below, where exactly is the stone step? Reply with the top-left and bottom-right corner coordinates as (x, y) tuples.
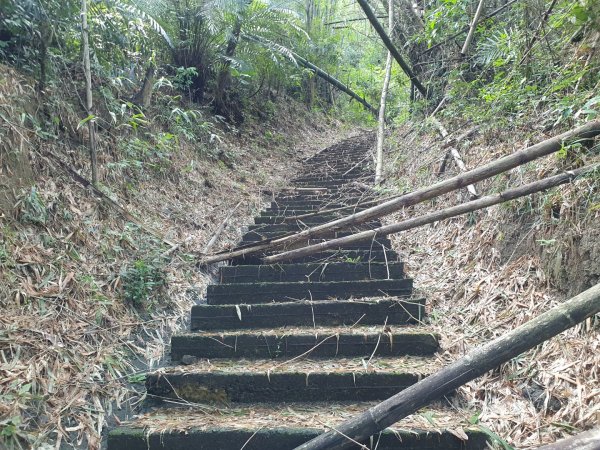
(191, 298), (425, 330)
(231, 248), (399, 265)
(264, 205), (369, 215)
(206, 279), (412, 305)
(108, 403), (487, 450)
(241, 237), (392, 251)
(254, 214), (339, 225)
(246, 221), (381, 233)
(219, 261), (404, 283)
(170, 326), (439, 360)
(241, 229), (357, 242)
(144, 356), (437, 403)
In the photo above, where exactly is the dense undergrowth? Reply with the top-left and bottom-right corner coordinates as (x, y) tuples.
(0, 63), (346, 449)
(1, 0), (600, 449)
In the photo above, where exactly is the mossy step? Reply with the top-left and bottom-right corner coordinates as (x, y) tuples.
(206, 279), (412, 305)
(191, 298), (425, 330)
(107, 403), (488, 450)
(145, 356), (436, 403)
(219, 261), (404, 283)
(171, 326), (439, 360)
(231, 248), (398, 265)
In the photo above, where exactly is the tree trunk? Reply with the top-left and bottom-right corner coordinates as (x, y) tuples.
(375, 0), (394, 185)
(356, 0), (428, 98)
(533, 429), (600, 450)
(264, 165), (597, 263)
(131, 65), (156, 108)
(198, 120), (600, 265)
(214, 15), (244, 120)
(294, 282), (600, 450)
(461, 0), (485, 56)
(81, 0), (98, 186)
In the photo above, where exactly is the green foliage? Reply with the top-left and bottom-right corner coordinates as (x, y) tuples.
(19, 187), (47, 226)
(120, 256), (166, 309)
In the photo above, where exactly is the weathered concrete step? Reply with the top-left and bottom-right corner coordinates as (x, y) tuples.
(171, 326), (439, 360)
(191, 298), (425, 330)
(108, 403), (488, 450)
(231, 248), (398, 265)
(291, 174), (368, 182)
(206, 279), (412, 305)
(269, 201), (360, 210)
(247, 221), (382, 233)
(264, 205), (369, 215)
(241, 237), (392, 251)
(242, 229), (356, 242)
(145, 356), (436, 403)
(220, 261), (404, 283)
(254, 214), (338, 225)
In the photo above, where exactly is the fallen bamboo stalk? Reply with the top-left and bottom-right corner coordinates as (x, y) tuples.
(430, 118), (478, 198)
(294, 282), (600, 450)
(202, 201), (243, 255)
(533, 428), (600, 450)
(437, 126), (480, 175)
(356, 0), (428, 98)
(198, 121), (600, 264)
(264, 165), (597, 263)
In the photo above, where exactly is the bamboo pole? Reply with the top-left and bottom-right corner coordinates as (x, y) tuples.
(461, 0), (486, 56)
(356, 0), (428, 98)
(81, 0), (98, 186)
(420, 0), (519, 56)
(533, 429), (600, 450)
(374, 0), (394, 185)
(198, 120), (600, 265)
(263, 165), (597, 263)
(294, 282), (600, 450)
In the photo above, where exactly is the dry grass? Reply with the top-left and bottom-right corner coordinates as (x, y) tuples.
(124, 401), (478, 435)
(154, 355), (440, 375)
(0, 64), (352, 449)
(383, 121), (600, 448)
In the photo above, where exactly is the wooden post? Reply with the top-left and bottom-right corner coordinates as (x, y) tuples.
(81, 0), (98, 186)
(294, 283), (600, 450)
(263, 165), (597, 263)
(356, 0), (428, 98)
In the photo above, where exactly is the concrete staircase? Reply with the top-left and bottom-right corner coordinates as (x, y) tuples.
(107, 135), (488, 450)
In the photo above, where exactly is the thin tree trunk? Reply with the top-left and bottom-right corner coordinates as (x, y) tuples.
(533, 429), (600, 450)
(81, 0), (97, 186)
(375, 0), (394, 185)
(356, 0), (428, 97)
(461, 0), (486, 56)
(421, 0), (518, 57)
(263, 165), (597, 263)
(198, 120), (600, 265)
(294, 282), (600, 450)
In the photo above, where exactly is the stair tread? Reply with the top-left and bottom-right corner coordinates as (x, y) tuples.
(179, 324), (433, 337)
(111, 402), (475, 431)
(152, 355), (440, 375)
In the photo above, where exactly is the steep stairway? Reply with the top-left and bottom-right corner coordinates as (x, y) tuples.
(107, 135), (488, 450)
